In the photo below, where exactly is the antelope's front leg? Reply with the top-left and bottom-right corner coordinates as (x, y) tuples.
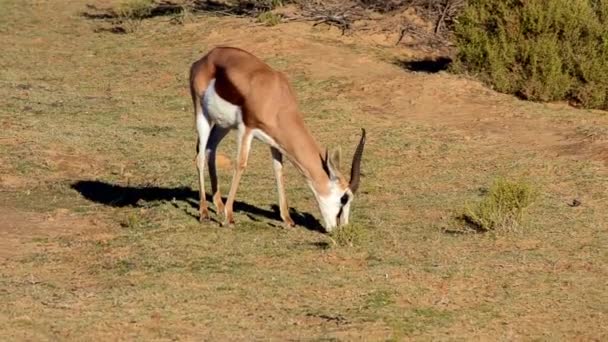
(223, 126), (253, 226)
(270, 147), (295, 228)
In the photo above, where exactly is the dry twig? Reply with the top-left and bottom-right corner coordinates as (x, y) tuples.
(282, 3), (368, 34)
(433, 0), (465, 34)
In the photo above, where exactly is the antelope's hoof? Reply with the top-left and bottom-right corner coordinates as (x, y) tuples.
(221, 217), (235, 227)
(199, 212), (210, 222)
(283, 218), (296, 228)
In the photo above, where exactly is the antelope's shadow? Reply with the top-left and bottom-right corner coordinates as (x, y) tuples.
(71, 180), (324, 232)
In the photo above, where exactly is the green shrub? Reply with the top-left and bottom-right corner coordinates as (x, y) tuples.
(461, 178), (537, 233)
(453, 0), (608, 110)
(329, 223), (367, 247)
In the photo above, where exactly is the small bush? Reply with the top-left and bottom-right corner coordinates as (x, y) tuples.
(119, 211), (157, 230)
(453, 0), (608, 110)
(170, 4), (195, 25)
(265, 0), (284, 8)
(257, 11), (281, 26)
(120, 212), (143, 229)
(229, 0), (285, 13)
(114, 0), (155, 32)
(461, 178), (537, 233)
(329, 224), (367, 247)
(116, 0), (155, 20)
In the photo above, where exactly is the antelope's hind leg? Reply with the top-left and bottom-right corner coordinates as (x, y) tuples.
(206, 125), (230, 219)
(196, 112), (211, 222)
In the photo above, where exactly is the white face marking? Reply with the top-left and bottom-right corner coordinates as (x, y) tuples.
(312, 181), (352, 232)
(340, 201), (351, 226)
(203, 78), (243, 128)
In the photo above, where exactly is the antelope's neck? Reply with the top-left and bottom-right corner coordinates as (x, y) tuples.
(265, 119), (331, 196)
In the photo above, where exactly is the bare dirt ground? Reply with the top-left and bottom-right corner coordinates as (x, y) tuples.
(1, 0), (607, 340)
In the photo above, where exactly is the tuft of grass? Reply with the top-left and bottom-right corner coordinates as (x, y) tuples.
(113, 259), (136, 275)
(257, 11), (281, 26)
(453, 0), (608, 110)
(119, 211), (157, 230)
(329, 223), (367, 247)
(364, 290), (395, 310)
(263, 0), (284, 8)
(170, 3), (195, 25)
(114, 0), (155, 32)
(576, 125), (608, 142)
(460, 177), (538, 233)
(115, 0), (155, 20)
(120, 213), (141, 229)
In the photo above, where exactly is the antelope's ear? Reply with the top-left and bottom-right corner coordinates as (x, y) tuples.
(321, 149), (331, 177)
(330, 147), (342, 171)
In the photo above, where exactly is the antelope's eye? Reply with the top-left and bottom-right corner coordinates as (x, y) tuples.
(340, 193), (349, 206)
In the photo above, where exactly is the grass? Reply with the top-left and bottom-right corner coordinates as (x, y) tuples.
(460, 177), (538, 233)
(576, 124), (608, 142)
(0, 0), (607, 340)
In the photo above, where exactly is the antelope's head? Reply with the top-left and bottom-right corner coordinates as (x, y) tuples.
(317, 128), (366, 232)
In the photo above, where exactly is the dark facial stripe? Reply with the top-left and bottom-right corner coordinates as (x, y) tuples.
(340, 193), (349, 206)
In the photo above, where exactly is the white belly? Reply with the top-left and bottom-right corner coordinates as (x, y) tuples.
(202, 78), (242, 128)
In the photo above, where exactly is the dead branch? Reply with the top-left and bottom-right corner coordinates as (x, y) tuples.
(396, 21), (452, 48)
(282, 3), (369, 34)
(433, 0), (465, 35)
(312, 14), (351, 34)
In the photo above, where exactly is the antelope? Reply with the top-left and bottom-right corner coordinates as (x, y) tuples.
(189, 46), (366, 232)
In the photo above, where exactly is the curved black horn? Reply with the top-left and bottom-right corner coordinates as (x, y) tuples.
(349, 128), (366, 193)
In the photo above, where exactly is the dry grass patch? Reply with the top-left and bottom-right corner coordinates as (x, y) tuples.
(576, 124), (608, 142)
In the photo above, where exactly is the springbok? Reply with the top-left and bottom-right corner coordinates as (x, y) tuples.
(189, 46), (366, 232)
